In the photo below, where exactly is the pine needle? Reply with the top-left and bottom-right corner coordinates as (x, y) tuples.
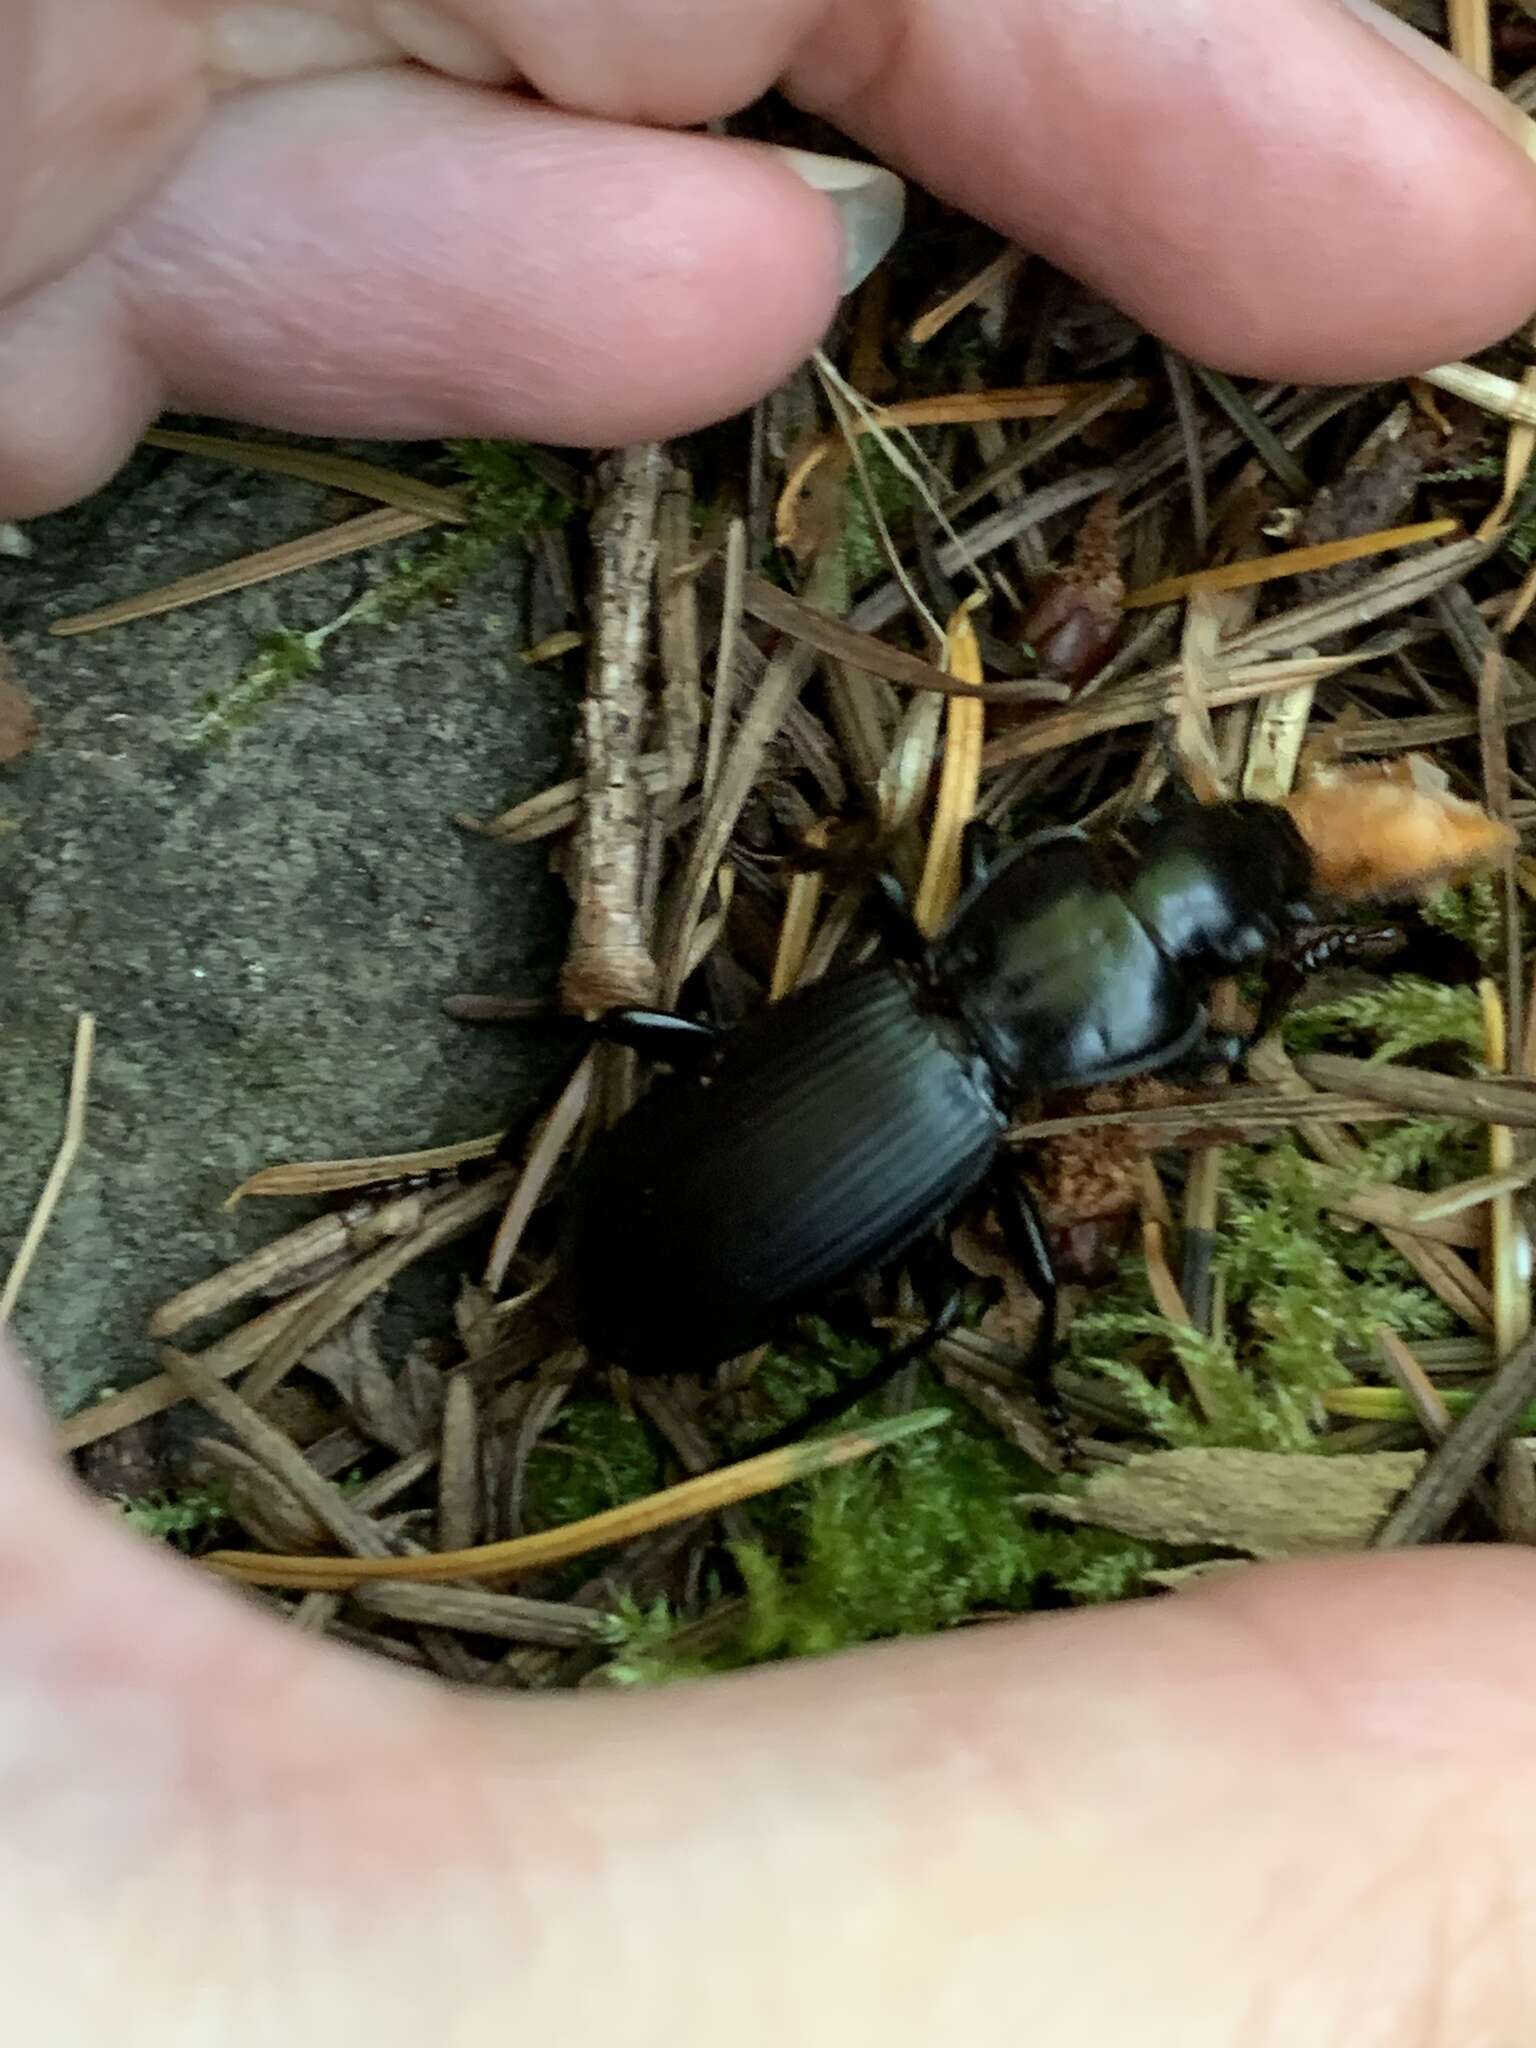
(777, 379), (1147, 549)
(1476, 365), (1536, 541)
(50, 507), (438, 636)
(914, 598), (987, 934)
(770, 865), (827, 999)
(201, 1407), (950, 1590)
(0, 1015), (94, 1326)
(1421, 361), (1536, 426)
(226, 1132), (505, 1205)
(1481, 981), (1534, 1357)
(1122, 519), (1460, 609)
(140, 430), (470, 524)
(1447, 0), (1493, 80)
(907, 247), (1026, 345)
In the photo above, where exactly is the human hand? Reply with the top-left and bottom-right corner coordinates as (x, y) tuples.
(6, 1324), (1536, 2044)
(6, 0), (1536, 518)
(10, 8), (1536, 2040)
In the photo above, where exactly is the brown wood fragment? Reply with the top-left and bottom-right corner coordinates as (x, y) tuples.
(1023, 1447), (1425, 1558)
(238, 1169), (516, 1409)
(0, 635), (37, 761)
(436, 1372), (481, 1554)
(347, 1582), (612, 1648)
(158, 1347), (400, 1561)
(561, 443), (667, 1014)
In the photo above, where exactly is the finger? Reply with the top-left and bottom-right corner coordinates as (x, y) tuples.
(7, 1321), (1536, 2048)
(0, 68), (858, 517)
(0, 0), (205, 304)
(508, 1548), (1536, 2044)
(784, 0), (1536, 378)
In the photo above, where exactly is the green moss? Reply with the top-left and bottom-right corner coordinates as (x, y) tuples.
(378, 442), (573, 614)
(841, 440), (921, 587)
(189, 440), (575, 742)
(117, 1484), (231, 1548)
(1280, 975), (1485, 1066)
(1069, 971), (1482, 1451)
(1424, 874), (1506, 966)
(522, 1398), (665, 1530)
(604, 1384), (1157, 1682)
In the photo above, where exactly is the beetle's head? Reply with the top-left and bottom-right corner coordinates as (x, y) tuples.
(1126, 800), (1317, 971)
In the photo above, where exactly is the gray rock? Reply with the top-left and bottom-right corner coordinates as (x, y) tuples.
(0, 439), (575, 1417)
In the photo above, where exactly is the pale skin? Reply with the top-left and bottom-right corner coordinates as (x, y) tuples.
(6, 1), (1536, 2039)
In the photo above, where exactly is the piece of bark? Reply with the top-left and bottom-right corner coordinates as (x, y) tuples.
(1021, 1447), (1425, 1557)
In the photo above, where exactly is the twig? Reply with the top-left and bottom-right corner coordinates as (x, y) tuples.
(1374, 1327), (1536, 1547)
(1, 1015), (95, 1327)
(348, 1582), (612, 1647)
(560, 444), (667, 1014)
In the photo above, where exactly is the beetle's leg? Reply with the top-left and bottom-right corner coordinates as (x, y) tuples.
(987, 1166), (1076, 1463)
(961, 817), (1003, 891)
(868, 870), (929, 965)
(591, 1008), (721, 1069)
(1248, 912), (1484, 1046)
(743, 1285), (966, 1454)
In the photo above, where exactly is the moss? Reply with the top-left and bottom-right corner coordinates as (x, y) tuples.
(1068, 971), (1481, 1451)
(117, 1484), (231, 1548)
(604, 1383), (1158, 1683)
(841, 440), (921, 587)
(522, 1398), (665, 1530)
(1279, 975), (1485, 1066)
(378, 441), (573, 614)
(1424, 874), (1506, 967)
(189, 440), (575, 743)
(188, 627), (330, 746)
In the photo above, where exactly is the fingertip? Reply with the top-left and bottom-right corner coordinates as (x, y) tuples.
(115, 79), (849, 447)
(0, 1328), (50, 1456)
(0, 268), (162, 519)
(1176, 1547), (1536, 1757)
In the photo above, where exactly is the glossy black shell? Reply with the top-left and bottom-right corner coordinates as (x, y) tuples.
(561, 801), (1318, 1376)
(561, 967), (1004, 1374)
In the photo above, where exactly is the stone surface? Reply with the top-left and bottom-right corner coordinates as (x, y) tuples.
(0, 438), (575, 1418)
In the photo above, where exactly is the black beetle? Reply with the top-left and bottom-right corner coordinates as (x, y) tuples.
(558, 795), (1341, 1419)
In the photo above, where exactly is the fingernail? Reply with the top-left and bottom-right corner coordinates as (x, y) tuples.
(766, 146), (906, 294)
(1333, 0), (1536, 163)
